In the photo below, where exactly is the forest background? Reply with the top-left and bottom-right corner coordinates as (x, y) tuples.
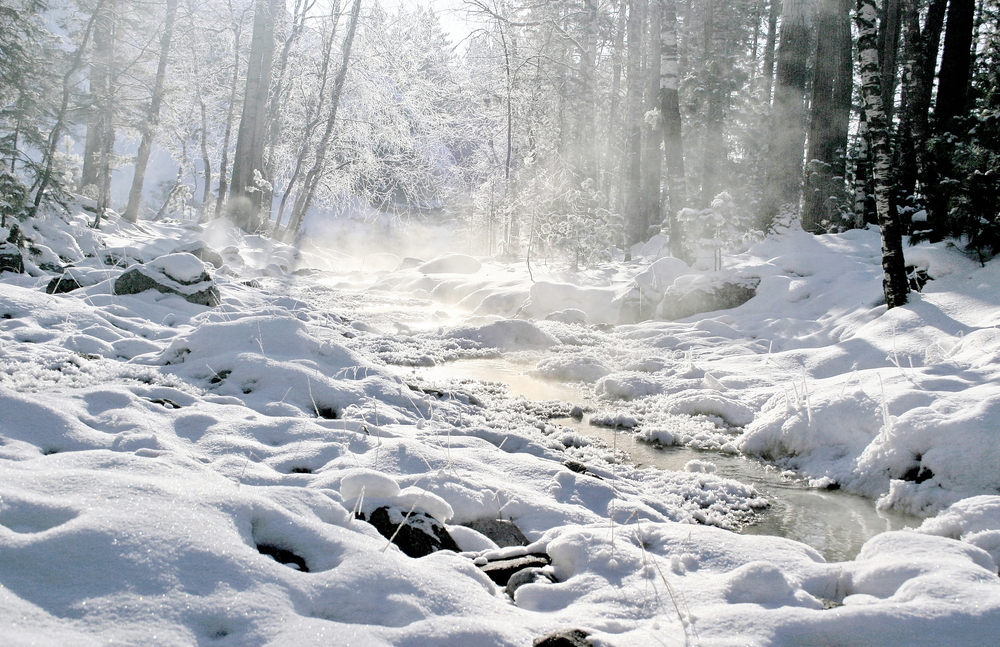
(2, 0), (999, 307)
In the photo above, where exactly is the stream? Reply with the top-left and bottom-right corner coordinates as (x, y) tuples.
(399, 358), (920, 563)
(292, 279), (921, 563)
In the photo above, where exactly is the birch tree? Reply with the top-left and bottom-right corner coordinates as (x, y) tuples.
(856, 0), (908, 308)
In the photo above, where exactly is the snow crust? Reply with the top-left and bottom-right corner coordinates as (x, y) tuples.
(2, 207), (1000, 645)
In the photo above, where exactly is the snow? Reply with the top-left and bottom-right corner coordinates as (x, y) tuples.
(2, 207), (1000, 645)
(148, 251), (211, 284)
(416, 253), (483, 274)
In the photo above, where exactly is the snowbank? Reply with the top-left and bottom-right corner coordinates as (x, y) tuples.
(3, 207), (1000, 645)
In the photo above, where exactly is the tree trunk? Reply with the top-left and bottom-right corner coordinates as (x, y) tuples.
(624, 0), (643, 248)
(856, 0), (909, 308)
(284, 0), (362, 240)
(30, 1), (106, 216)
(762, 0), (781, 103)
(700, 0), (726, 207)
(93, 7), (117, 229)
(911, 0), (948, 235)
(198, 90), (211, 215)
(760, 0), (809, 227)
(275, 7), (340, 231)
(853, 109), (869, 226)
(123, 0), (178, 223)
(660, 0), (686, 258)
(578, 0), (599, 183)
(878, 0), (903, 124)
(803, 0), (852, 232)
(228, 0), (282, 232)
(261, 0), (310, 226)
(935, 0), (976, 131)
(605, 0), (627, 202)
(81, 1), (114, 191)
(214, 10), (247, 216)
(640, 0), (663, 242)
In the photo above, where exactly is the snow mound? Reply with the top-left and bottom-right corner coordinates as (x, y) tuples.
(521, 281), (620, 325)
(531, 354), (611, 383)
(595, 372), (663, 400)
(149, 252), (212, 284)
(444, 319), (559, 351)
(417, 253), (482, 274)
(918, 496), (1000, 570)
(339, 469), (401, 499)
(634, 256), (693, 297)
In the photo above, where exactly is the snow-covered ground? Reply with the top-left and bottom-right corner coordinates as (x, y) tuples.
(2, 206), (999, 646)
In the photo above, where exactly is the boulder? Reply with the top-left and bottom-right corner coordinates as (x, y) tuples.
(102, 247), (143, 268)
(462, 518), (529, 548)
(658, 280), (757, 320)
(478, 553), (550, 586)
(220, 245), (245, 267)
(506, 566), (557, 598)
(396, 256), (425, 271)
(46, 273), (82, 294)
(175, 242), (224, 268)
(114, 253), (220, 306)
(0, 242), (24, 274)
(361, 505), (460, 558)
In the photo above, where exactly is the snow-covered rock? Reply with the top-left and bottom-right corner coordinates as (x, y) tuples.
(114, 252), (220, 306)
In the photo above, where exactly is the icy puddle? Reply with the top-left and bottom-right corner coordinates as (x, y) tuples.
(403, 358), (920, 563)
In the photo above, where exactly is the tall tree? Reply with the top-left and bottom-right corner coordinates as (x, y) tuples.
(639, 0), (662, 241)
(122, 0), (179, 222)
(81, 0), (115, 192)
(878, 0), (903, 124)
(214, 1), (250, 216)
(623, 0), (643, 248)
(935, 0), (976, 130)
(228, 0), (283, 231)
(29, 0), (107, 217)
(803, 0), (853, 231)
(761, 0), (780, 103)
(760, 0), (809, 227)
(283, 0), (362, 239)
(659, 0), (686, 257)
(856, 0), (909, 308)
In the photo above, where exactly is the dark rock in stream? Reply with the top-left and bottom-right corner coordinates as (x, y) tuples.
(478, 553), (550, 586)
(563, 460), (603, 480)
(462, 518), (529, 548)
(533, 629), (593, 647)
(360, 505), (460, 558)
(506, 566), (557, 598)
(256, 543), (309, 572)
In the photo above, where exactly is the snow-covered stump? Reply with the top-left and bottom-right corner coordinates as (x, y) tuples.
(114, 252), (220, 306)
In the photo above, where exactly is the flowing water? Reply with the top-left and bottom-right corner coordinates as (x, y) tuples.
(404, 358), (920, 563)
(288, 280), (920, 562)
